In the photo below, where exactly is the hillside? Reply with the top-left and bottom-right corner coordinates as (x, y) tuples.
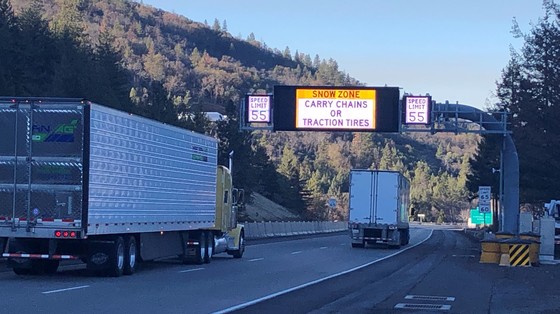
(2, 0), (482, 223)
(240, 193), (301, 222)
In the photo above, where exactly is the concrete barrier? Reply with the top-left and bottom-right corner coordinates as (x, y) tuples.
(244, 222), (257, 239)
(242, 221), (347, 239)
(256, 222), (266, 238)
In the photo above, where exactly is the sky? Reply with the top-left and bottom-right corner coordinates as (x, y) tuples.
(140, 0), (545, 110)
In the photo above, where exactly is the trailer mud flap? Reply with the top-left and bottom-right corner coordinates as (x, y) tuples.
(86, 241), (114, 271)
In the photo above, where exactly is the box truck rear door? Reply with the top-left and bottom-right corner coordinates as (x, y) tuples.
(349, 170), (374, 224)
(374, 172), (399, 225)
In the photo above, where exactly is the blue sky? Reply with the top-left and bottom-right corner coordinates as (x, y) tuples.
(140, 0), (545, 109)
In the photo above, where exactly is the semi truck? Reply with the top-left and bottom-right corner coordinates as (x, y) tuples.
(0, 97), (245, 276)
(348, 169), (410, 248)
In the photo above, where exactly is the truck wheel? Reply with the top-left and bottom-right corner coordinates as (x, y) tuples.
(107, 236), (125, 277)
(404, 229), (410, 245)
(231, 230), (245, 258)
(400, 230), (407, 246)
(351, 243), (365, 248)
(204, 232), (213, 264)
(123, 236), (137, 275)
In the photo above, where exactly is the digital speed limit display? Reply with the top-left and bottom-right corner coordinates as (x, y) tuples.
(403, 96), (431, 124)
(246, 95), (272, 123)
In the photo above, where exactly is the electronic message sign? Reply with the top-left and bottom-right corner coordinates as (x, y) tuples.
(246, 95), (272, 123)
(403, 95), (431, 124)
(273, 86), (400, 132)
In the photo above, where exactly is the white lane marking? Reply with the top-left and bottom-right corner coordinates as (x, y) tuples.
(248, 258), (264, 262)
(320, 247), (328, 249)
(452, 254), (475, 258)
(291, 251), (302, 255)
(340, 243), (346, 246)
(215, 229), (434, 314)
(179, 267), (205, 273)
(43, 285), (90, 294)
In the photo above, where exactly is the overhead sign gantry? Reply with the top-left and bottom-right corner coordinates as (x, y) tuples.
(240, 86), (400, 132)
(239, 85), (519, 234)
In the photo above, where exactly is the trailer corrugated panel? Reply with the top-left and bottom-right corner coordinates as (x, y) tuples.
(87, 104), (217, 234)
(0, 98), (218, 238)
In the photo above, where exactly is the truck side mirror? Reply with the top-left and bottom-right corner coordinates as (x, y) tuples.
(238, 189), (245, 204)
(231, 189), (238, 205)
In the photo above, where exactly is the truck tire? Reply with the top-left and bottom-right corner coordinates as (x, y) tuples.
(400, 230), (407, 246)
(107, 236), (125, 277)
(404, 229), (410, 245)
(351, 242), (365, 248)
(204, 232), (213, 264)
(230, 230), (245, 258)
(123, 235), (137, 275)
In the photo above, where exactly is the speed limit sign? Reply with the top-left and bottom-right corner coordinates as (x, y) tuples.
(479, 205), (491, 213)
(478, 186), (491, 213)
(404, 96), (431, 124)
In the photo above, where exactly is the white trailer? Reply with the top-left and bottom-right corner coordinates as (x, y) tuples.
(348, 170), (410, 248)
(0, 97), (244, 276)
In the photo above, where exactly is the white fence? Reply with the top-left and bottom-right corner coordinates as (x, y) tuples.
(242, 221), (347, 239)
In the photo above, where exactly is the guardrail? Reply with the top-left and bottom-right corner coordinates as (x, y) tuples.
(242, 221), (347, 239)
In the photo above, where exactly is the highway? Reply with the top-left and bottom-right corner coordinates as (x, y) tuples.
(0, 226), (429, 313)
(1, 225), (559, 314)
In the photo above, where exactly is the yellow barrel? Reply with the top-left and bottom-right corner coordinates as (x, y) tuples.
(519, 233), (541, 265)
(495, 232), (514, 239)
(497, 238), (533, 267)
(508, 242), (531, 267)
(480, 239), (501, 264)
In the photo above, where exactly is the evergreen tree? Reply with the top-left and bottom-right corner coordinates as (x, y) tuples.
(283, 46), (291, 60)
(15, 0), (57, 95)
(467, 135), (500, 200)
(0, 0), (16, 94)
(212, 18), (221, 32)
(495, 3), (560, 203)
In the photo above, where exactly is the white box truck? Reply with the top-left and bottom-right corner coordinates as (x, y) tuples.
(0, 97), (245, 276)
(348, 170), (410, 248)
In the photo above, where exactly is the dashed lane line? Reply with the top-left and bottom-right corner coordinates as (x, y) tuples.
(179, 267), (205, 273)
(43, 285), (90, 294)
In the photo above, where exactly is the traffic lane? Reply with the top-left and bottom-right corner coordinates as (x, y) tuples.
(231, 230), (486, 313)
(233, 229), (560, 314)
(0, 229), (431, 314)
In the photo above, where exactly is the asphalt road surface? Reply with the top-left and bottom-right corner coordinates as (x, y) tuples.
(1, 225), (560, 314)
(233, 227), (560, 314)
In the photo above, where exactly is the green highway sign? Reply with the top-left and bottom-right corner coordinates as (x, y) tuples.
(470, 208), (493, 225)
